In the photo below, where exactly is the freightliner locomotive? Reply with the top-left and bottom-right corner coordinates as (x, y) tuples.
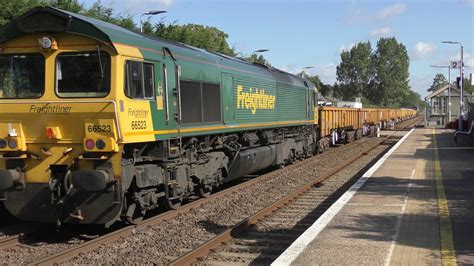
(0, 7), (415, 226)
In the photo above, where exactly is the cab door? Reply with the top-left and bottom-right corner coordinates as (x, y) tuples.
(149, 60), (178, 139)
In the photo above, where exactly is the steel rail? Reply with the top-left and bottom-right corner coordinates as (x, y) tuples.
(30, 137), (379, 265)
(0, 234), (21, 250)
(395, 115), (424, 130)
(0, 223), (39, 251)
(169, 137), (386, 265)
(30, 143), (342, 265)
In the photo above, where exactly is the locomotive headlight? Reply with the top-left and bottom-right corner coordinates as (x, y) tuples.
(39, 36), (57, 50)
(0, 139), (6, 149)
(85, 139), (95, 150)
(96, 139), (106, 150)
(39, 37), (52, 49)
(7, 138), (17, 149)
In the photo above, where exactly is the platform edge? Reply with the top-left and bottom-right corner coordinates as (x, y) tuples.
(271, 128), (415, 266)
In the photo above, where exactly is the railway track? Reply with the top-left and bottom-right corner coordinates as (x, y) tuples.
(0, 223), (38, 251)
(169, 136), (394, 265)
(18, 135), (391, 265)
(0, 234), (22, 250)
(0, 131), (407, 265)
(395, 115), (424, 129)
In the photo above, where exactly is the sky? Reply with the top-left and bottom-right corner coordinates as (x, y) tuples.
(82, 0), (474, 98)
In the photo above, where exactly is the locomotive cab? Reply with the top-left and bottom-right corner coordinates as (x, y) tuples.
(0, 7), (126, 226)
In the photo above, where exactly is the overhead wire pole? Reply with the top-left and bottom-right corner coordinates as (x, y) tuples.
(442, 41), (464, 130)
(430, 65), (452, 124)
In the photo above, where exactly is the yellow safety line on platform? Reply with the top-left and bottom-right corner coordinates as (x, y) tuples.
(432, 128), (457, 266)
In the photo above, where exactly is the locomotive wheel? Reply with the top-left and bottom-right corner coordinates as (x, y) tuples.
(125, 202), (146, 225)
(163, 185), (183, 210)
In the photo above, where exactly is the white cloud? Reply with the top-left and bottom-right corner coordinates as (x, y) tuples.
(376, 3), (407, 20)
(433, 52), (474, 68)
(345, 4), (366, 25)
(412, 42), (436, 59)
(369, 26), (392, 37)
(460, 53), (474, 68)
(111, 0), (176, 13)
(281, 64), (337, 85)
(410, 74), (433, 98)
(461, 0), (474, 7)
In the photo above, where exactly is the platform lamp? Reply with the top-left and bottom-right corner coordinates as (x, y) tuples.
(442, 41), (464, 130)
(430, 65), (452, 124)
(140, 10), (167, 33)
(252, 49), (269, 53)
(299, 66), (314, 78)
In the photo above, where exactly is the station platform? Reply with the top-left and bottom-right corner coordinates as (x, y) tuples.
(273, 128), (474, 265)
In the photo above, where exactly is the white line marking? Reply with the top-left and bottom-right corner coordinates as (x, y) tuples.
(384, 168), (416, 266)
(271, 128), (415, 266)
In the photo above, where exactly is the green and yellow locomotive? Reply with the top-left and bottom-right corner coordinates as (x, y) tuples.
(0, 7), (416, 226)
(0, 7), (321, 226)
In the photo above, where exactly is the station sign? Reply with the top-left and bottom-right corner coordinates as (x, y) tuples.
(451, 61), (460, 69)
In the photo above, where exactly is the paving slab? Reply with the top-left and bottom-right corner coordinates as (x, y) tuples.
(274, 128), (474, 265)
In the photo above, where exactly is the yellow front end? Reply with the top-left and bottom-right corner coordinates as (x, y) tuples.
(0, 33), (124, 225)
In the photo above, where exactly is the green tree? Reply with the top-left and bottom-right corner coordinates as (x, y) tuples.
(305, 74), (322, 91)
(454, 77), (474, 94)
(401, 90), (426, 109)
(52, 0), (83, 13)
(428, 73), (448, 92)
(298, 74), (334, 97)
(371, 37), (410, 107)
(0, 0), (45, 26)
(84, 1), (135, 30)
(336, 41), (373, 101)
(246, 53), (271, 66)
(0, 0), (134, 29)
(0, 1), (238, 58)
(320, 84), (333, 97)
(155, 22), (235, 56)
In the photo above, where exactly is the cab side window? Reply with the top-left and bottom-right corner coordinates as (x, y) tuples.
(125, 61), (154, 99)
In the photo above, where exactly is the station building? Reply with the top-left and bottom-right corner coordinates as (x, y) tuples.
(425, 84), (474, 126)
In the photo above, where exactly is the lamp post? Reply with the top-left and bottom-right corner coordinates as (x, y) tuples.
(140, 10), (167, 33)
(300, 66), (314, 78)
(252, 49), (269, 53)
(430, 65), (452, 124)
(442, 41), (464, 130)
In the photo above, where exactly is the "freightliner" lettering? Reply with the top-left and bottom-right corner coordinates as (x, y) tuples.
(29, 104), (72, 114)
(236, 85), (276, 114)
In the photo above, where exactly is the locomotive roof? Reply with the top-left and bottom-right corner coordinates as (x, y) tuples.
(0, 6), (315, 90)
